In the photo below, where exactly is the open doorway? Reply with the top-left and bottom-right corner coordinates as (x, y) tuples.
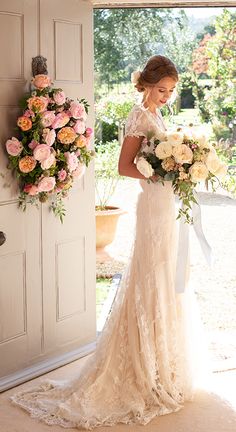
(94, 6), (236, 372)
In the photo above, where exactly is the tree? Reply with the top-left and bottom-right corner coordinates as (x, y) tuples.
(94, 8), (196, 85)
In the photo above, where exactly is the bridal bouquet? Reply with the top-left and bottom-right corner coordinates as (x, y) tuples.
(5, 74), (95, 222)
(137, 127), (228, 223)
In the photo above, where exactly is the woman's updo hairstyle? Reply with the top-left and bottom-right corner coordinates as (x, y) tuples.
(135, 55), (178, 93)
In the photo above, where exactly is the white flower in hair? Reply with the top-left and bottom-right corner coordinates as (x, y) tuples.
(131, 70), (141, 84)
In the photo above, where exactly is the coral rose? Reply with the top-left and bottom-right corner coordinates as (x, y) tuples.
(38, 176), (56, 192)
(57, 127), (77, 144)
(19, 156), (37, 173)
(28, 96), (48, 113)
(75, 135), (87, 148)
(17, 116), (32, 131)
(6, 137), (23, 156)
(32, 74), (51, 89)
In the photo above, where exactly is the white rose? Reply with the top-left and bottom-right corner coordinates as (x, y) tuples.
(155, 142), (173, 159)
(214, 162), (228, 179)
(172, 144), (193, 164)
(136, 157), (154, 178)
(166, 131), (184, 146)
(189, 162), (209, 182)
(205, 153), (221, 174)
(131, 70), (141, 84)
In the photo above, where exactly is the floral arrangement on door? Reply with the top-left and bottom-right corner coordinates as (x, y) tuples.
(5, 74), (95, 222)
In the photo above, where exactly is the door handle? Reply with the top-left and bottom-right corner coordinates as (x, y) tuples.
(0, 232), (6, 246)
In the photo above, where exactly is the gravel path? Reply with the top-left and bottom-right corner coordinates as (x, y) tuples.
(96, 179), (236, 371)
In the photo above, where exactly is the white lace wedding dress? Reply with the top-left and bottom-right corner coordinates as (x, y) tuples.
(11, 105), (211, 430)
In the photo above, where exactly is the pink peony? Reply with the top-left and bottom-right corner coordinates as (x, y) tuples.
(52, 112), (70, 129)
(24, 109), (35, 118)
(6, 137), (23, 156)
(41, 111), (56, 127)
(70, 101), (87, 120)
(33, 144), (51, 162)
(43, 128), (56, 146)
(72, 163), (86, 178)
(58, 169), (67, 181)
(85, 127), (93, 138)
(41, 153), (56, 170)
(73, 120), (86, 134)
(38, 176), (56, 192)
(32, 74), (51, 89)
(28, 140), (39, 150)
(53, 91), (66, 105)
(65, 151), (78, 172)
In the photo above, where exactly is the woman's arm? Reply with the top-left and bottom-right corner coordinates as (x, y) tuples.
(118, 136), (146, 179)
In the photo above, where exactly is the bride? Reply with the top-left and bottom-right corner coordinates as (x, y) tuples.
(11, 55), (211, 429)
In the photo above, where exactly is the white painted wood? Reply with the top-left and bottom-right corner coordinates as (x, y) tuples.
(39, 0), (96, 358)
(0, 0), (96, 390)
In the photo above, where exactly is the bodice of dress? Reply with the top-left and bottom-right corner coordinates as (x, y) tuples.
(124, 104), (167, 151)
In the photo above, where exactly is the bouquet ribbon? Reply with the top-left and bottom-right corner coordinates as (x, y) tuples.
(175, 193), (213, 293)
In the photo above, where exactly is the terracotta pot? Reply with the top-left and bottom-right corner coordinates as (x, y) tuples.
(95, 206), (125, 249)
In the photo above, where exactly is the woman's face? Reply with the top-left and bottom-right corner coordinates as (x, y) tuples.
(148, 76), (177, 108)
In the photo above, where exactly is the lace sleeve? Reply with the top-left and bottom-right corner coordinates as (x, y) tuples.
(124, 106), (149, 139)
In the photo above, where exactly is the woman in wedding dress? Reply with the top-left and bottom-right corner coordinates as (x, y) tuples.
(11, 55), (211, 430)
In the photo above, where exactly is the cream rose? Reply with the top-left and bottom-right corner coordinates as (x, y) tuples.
(205, 153), (221, 174)
(136, 157), (154, 178)
(214, 162), (228, 179)
(172, 144), (193, 164)
(189, 162), (209, 182)
(155, 142), (173, 159)
(166, 131), (184, 146)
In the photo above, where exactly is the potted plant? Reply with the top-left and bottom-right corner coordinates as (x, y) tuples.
(95, 140), (125, 249)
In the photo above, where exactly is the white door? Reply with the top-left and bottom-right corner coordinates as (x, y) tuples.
(0, 0), (96, 391)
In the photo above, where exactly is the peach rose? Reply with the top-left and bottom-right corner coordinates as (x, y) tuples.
(17, 116), (32, 131)
(28, 96), (48, 113)
(6, 137), (23, 156)
(52, 112), (70, 129)
(32, 74), (51, 89)
(57, 127), (77, 144)
(38, 176), (56, 192)
(19, 156), (37, 173)
(75, 135), (87, 148)
(33, 144), (51, 162)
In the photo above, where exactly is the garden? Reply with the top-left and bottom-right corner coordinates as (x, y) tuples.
(94, 8), (236, 368)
